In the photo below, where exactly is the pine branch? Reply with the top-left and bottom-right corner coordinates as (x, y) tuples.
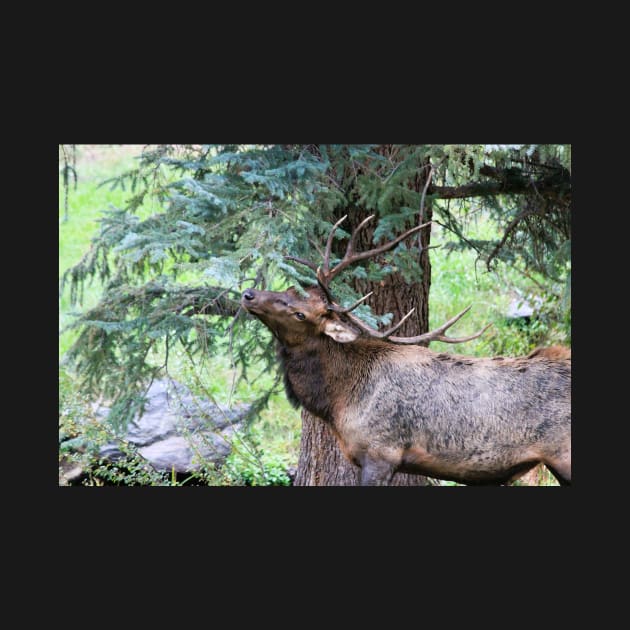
(485, 207), (537, 271)
(431, 167), (570, 200)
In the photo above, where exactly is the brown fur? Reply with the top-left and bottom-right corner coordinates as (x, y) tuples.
(242, 286), (571, 486)
(527, 345), (571, 360)
(513, 345), (570, 485)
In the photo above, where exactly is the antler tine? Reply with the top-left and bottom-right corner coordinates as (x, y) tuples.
(334, 307), (415, 339)
(288, 216), (433, 292)
(339, 311), (388, 338)
(316, 276), (335, 303)
(430, 304), (473, 333)
(381, 308), (416, 338)
(322, 215), (348, 276)
(284, 255), (319, 273)
(327, 292), (374, 314)
(345, 214), (375, 258)
(326, 220), (433, 283)
(428, 323), (493, 345)
(385, 306), (492, 345)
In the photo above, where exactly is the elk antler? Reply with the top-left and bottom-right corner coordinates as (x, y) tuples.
(286, 214), (431, 302)
(285, 215), (491, 345)
(316, 214), (432, 288)
(331, 303), (492, 345)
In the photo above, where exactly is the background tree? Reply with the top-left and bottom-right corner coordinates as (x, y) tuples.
(291, 145), (435, 485)
(60, 144), (571, 485)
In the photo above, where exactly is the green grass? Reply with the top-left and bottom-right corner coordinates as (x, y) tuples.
(428, 214), (563, 357)
(59, 146), (147, 356)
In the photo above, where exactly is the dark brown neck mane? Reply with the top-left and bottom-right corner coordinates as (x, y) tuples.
(276, 335), (395, 423)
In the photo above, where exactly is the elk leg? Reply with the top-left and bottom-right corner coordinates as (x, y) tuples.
(544, 452), (571, 486)
(359, 456), (396, 486)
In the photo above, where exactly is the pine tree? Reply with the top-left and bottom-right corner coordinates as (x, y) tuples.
(60, 144), (571, 485)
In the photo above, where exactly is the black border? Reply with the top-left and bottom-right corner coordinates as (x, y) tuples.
(52, 106), (577, 560)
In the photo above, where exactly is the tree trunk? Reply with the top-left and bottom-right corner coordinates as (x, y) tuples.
(294, 162), (434, 486)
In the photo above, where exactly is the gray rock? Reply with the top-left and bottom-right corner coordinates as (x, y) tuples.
(95, 378), (250, 473)
(59, 461), (84, 485)
(137, 430), (234, 474)
(507, 295), (543, 319)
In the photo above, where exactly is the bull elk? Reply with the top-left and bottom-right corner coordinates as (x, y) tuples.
(241, 216), (571, 486)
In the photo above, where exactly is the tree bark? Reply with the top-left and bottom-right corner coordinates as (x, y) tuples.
(294, 160), (434, 486)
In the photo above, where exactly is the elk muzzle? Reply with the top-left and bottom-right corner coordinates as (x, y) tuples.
(241, 288), (264, 314)
(242, 288), (256, 303)
(240, 288), (295, 317)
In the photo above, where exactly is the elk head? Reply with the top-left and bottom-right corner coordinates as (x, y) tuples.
(242, 215), (491, 346)
(241, 285), (360, 347)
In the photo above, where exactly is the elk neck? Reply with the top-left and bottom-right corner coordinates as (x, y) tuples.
(276, 335), (396, 424)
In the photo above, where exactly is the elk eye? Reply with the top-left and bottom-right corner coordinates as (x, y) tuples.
(295, 312), (305, 320)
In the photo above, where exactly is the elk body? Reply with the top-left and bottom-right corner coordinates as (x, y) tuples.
(241, 217), (571, 486)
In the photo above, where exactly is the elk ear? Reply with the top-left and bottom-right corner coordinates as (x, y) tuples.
(323, 319), (359, 343)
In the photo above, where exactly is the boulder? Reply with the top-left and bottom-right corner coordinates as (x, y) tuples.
(506, 294), (543, 319)
(95, 378), (250, 473)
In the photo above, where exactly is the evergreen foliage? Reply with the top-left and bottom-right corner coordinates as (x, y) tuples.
(60, 144), (571, 431)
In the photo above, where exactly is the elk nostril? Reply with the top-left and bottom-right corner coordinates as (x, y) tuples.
(243, 290), (255, 301)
